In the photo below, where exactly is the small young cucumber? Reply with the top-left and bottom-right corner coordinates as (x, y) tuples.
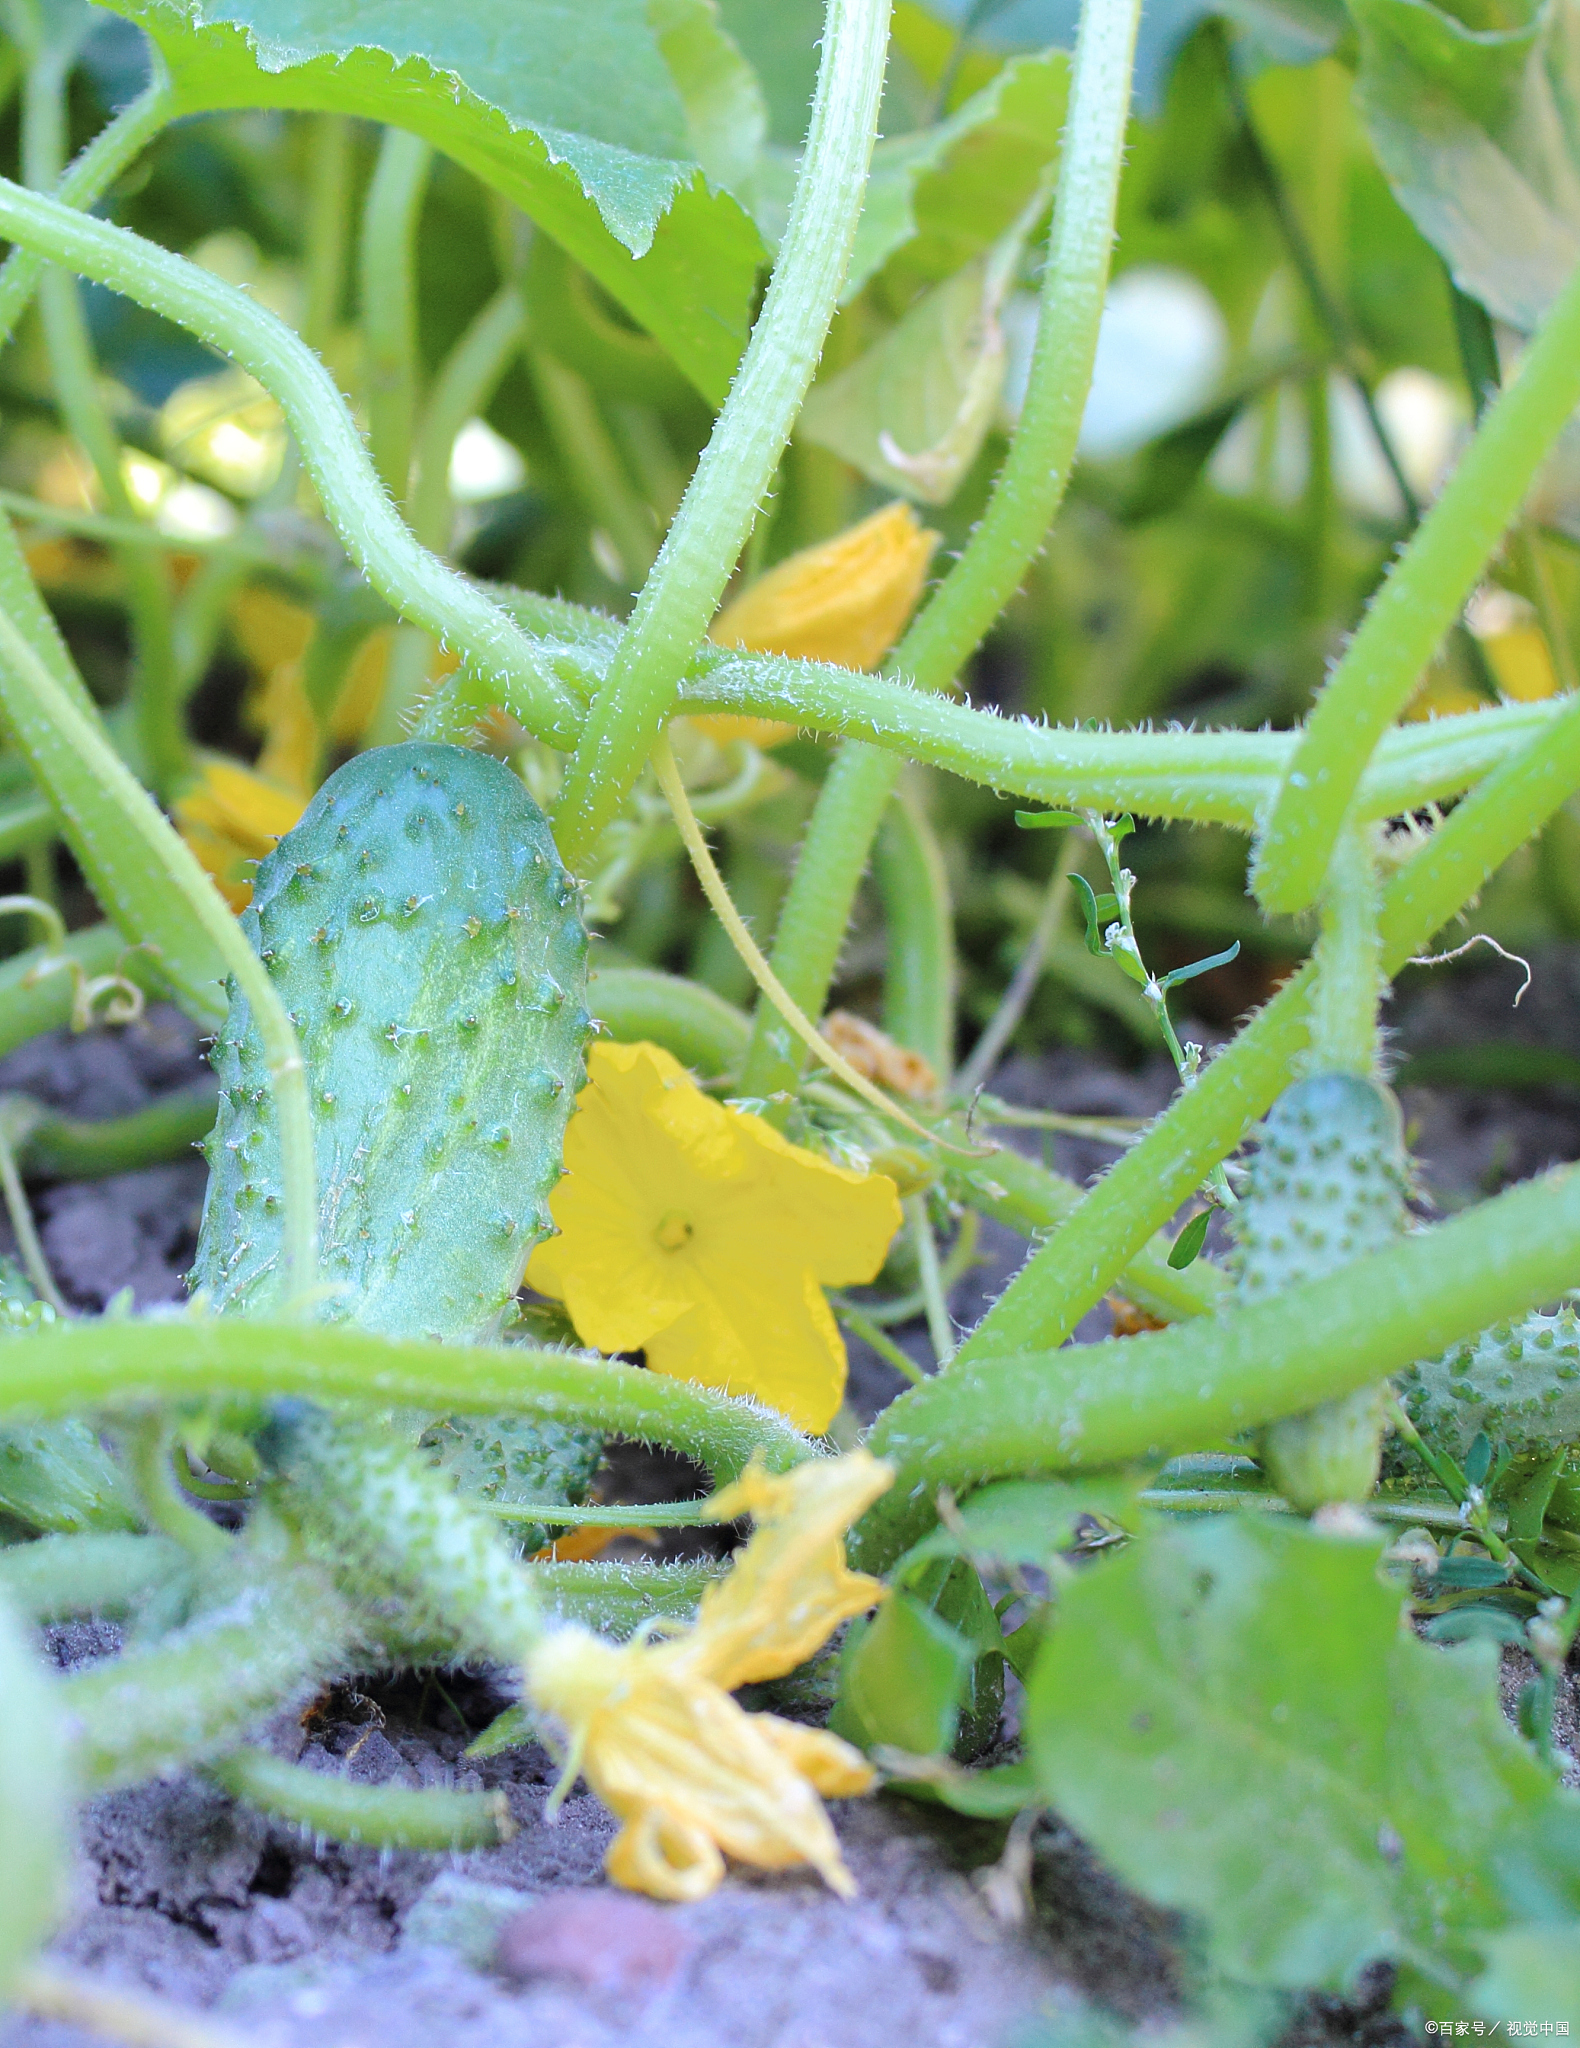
(192, 742), (589, 1342)
(1233, 1073), (1409, 1510)
(1399, 1309), (1580, 1461)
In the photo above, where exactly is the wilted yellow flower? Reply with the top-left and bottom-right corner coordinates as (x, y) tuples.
(696, 502), (940, 746)
(174, 757), (307, 912)
(525, 1040), (901, 1434)
(525, 1451), (891, 1900)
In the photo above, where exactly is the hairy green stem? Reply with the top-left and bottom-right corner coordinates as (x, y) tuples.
(737, 0), (1152, 1095)
(856, 1152), (1580, 1568)
(21, 43), (185, 795)
(895, 0), (1143, 696)
(552, 0), (893, 867)
(210, 1748), (512, 1850)
(955, 684), (1580, 1362)
(0, 1531), (184, 1620)
(301, 113), (352, 357)
(738, 742), (897, 1099)
(1255, 254), (1580, 914)
(945, 1139), (1223, 1324)
(0, 178), (580, 745)
(64, 1558), (359, 1790)
(0, 604), (318, 1306)
(875, 782), (956, 1081)
(0, 1319), (812, 1479)
(587, 964), (750, 1076)
(19, 1081), (218, 1181)
(410, 284), (526, 554)
(1306, 825), (1381, 1077)
(477, 583), (1566, 826)
(358, 128), (432, 501)
(0, 71), (173, 353)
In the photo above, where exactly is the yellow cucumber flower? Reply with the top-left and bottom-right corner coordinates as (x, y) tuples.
(174, 757), (308, 912)
(697, 502), (939, 747)
(525, 1040), (901, 1434)
(524, 1451), (892, 1901)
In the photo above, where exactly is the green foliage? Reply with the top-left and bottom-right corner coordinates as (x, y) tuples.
(1469, 1923), (1580, 2019)
(1024, 1515), (1580, 1992)
(100, 0), (767, 399)
(192, 741), (589, 1339)
(7, 0), (1580, 2020)
(0, 1589), (68, 2001)
(1351, 0), (1580, 332)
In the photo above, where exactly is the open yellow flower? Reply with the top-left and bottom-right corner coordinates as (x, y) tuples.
(696, 502), (939, 748)
(525, 1451), (892, 1901)
(525, 1040), (901, 1433)
(174, 757), (308, 913)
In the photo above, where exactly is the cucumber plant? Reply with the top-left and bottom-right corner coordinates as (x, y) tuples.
(0, 0), (1577, 2032)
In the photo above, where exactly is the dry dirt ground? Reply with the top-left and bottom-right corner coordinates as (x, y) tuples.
(2, 950), (1578, 2048)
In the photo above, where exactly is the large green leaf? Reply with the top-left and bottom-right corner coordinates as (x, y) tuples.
(1470, 1924), (1580, 2018)
(801, 210), (1038, 501)
(845, 48), (1067, 301)
(1024, 1515), (1580, 1991)
(103, 0), (767, 399)
(1349, 0), (1580, 332)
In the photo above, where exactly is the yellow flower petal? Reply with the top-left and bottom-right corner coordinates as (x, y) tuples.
(526, 1041), (901, 1433)
(709, 502), (939, 672)
(174, 757), (308, 911)
(688, 1451), (892, 1690)
(522, 1449), (886, 1901)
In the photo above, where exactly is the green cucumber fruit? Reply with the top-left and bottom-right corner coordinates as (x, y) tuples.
(1233, 1073), (1409, 1510)
(1399, 1309), (1580, 1461)
(192, 742), (590, 1343)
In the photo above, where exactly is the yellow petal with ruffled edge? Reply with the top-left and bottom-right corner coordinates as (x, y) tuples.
(522, 1450), (891, 1901)
(686, 1451), (892, 1690)
(526, 1041), (900, 1432)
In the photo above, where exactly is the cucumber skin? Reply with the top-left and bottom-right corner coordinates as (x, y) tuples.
(1235, 1074), (1409, 1509)
(1232, 1073), (1408, 1301)
(1400, 1310), (1580, 1460)
(191, 743), (589, 1343)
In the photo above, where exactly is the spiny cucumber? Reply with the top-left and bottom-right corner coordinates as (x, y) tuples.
(1399, 1309), (1580, 1461)
(1232, 1073), (1409, 1509)
(419, 1414), (602, 1558)
(261, 1405), (544, 1665)
(192, 742), (590, 1342)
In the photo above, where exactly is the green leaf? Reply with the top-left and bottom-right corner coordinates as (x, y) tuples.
(1470, 1923), (1580, 2018)
(832, 1587), (977, 1756)
(1156, 939), (1241, 993)
(1349, 0), (1580, 333)
(1024, 1515), (1577, 1990)
(799, 223), (1031, 501)
(1167, 1206), (1212, 1270)
(845, 48), (1067, 300)
(103, 0), (767, 400)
